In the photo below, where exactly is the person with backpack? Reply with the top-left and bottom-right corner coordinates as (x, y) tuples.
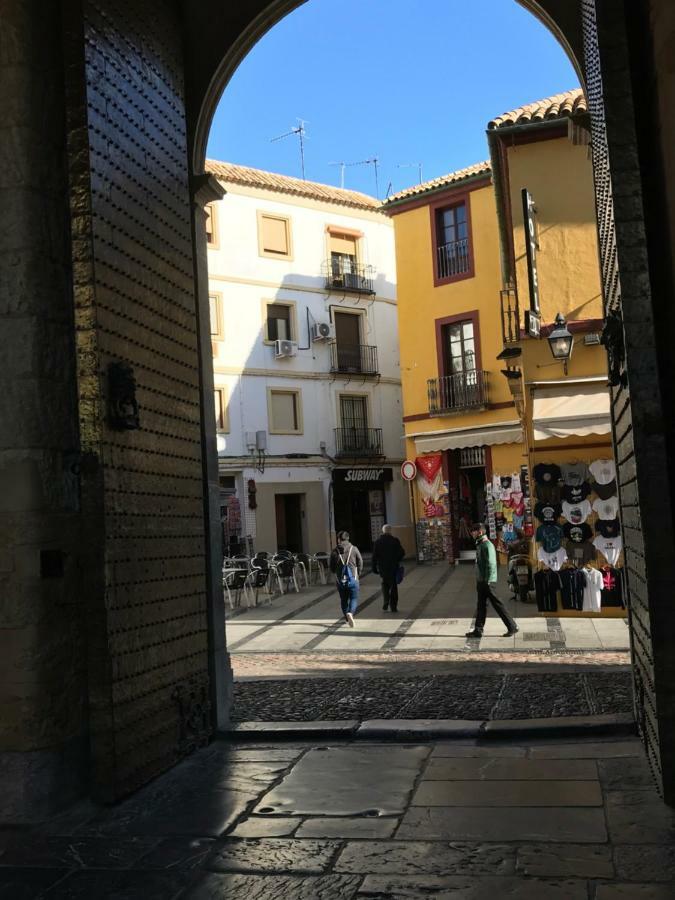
(329, 530), (363, 627)
(372, 524), (405, 612)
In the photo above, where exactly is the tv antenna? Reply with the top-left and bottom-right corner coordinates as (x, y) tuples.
(344, 157), (380, 198)
(397, 162), (424, 184)
(271, 119), (308, 180)
(328, 161), (347, 189)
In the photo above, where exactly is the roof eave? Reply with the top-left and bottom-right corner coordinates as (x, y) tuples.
(382, 170), (492, 214)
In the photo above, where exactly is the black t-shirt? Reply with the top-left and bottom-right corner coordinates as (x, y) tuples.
(596, 518), (621, 538)
(594, 479), (617, 500)
(563, 522), (593, 543)
(534, 501), (562, 523)
(535, 482), (562, 505)
(533, 463), (562, 486)
(562, 482), (591, 504)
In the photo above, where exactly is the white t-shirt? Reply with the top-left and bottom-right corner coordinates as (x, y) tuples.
(537, 546), (567, 571)
(592, 496), (619, 520)
(589, 459), (616, 485)
(562, 500), (592, 525)
(593, 535), (623, 566)
(582, 567), (604, 612)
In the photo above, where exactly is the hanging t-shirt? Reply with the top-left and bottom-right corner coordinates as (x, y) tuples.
(596, 518), (621, 538)
(533, 463), (562, 486)
(502, 524), (518, 543)
(561, 462), (589, 487)
(513, 512), (525, 530)
(536, 523), (564, 553)
(534, 569), (560, 612)
(559, 568), (586, 610)
(601, 567), (625, 607)
(562, 482), (592, 504)
(592, 496), (620, 521)
(504, 491), (524, 509)
(594, 479), (617, 500)
(566, 540), (596, 566)
(503, 506), (514, 523)
(562, 500), (592, 525)
(589, 459), (616, 485)
(582, 566), (604, 612)
(537, 545), (567, 571)
(534, 501), (562, 523)
(593, 535), (623, 565)
(563, 522), (593, 543)
(535, 482), (562, 505)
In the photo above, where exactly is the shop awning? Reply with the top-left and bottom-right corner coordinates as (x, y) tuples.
(532, 382), (611, 441)
(413, 420), (523, 453)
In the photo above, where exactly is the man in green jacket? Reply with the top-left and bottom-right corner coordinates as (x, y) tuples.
(465, 523), (519, 639)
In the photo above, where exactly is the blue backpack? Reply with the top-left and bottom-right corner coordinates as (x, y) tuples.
(337, 547), (357, 589)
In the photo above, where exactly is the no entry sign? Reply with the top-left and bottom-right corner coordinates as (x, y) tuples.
(401, 460), (417, 481)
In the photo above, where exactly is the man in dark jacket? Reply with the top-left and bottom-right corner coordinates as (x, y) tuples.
(465, 522), (519, 638)
(372, 524), (405, 612)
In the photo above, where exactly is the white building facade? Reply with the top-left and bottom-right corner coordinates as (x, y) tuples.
(206, 162), (411, 556)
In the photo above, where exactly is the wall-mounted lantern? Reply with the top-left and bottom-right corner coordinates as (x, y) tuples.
(547, 313), (574, 374)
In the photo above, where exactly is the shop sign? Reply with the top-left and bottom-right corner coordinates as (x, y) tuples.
(401, 460), (417, 481)
(522, 188), (541, 316)
(333, 467), (393, 486)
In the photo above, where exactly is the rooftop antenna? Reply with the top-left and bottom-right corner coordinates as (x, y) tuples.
(397, 162), (424, 184)
(328, 161), (346, 189)
(271, 119), (308, 180)
(345, 157), (380, 198)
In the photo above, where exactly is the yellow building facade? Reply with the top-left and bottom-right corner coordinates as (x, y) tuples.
(387, 90), (624, 618)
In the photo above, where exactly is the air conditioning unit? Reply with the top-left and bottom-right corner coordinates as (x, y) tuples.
(274, 339), (298, 359)
(311, 321), (335, 342)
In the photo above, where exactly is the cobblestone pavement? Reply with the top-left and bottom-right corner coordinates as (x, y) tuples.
(226, 563), (631, 661)
(4, 735), (674, 899)
(231, 669), (633, 723)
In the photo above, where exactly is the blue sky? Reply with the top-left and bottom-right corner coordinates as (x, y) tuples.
(207, 0), (580, 199)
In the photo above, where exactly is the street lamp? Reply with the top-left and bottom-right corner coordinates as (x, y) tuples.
(547, 312), (574, 374)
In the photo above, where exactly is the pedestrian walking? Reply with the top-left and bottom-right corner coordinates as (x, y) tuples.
(465, 522), (519, 638)
(329, 531), (363, 627)
(372, 524), (405, 612)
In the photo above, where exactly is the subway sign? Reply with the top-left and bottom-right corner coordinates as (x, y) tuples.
(333, 467), (393, 485)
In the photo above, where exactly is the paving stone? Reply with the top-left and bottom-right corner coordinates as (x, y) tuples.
(356, 720), (481, 739)
(516, 843), (614, 877)
(133, 838), (217, 870)
(37, 868), (192, 899)
(205, 838), (338, 874)
(423, 758), (598, 781)
(431, 744), (527, 758)
(229, 817), (301, 838)
(218, 747), (308, 762)
(356, 874), (588, 898)
(295, 817), (398, 839)
(396, 806), (607, 842)
(529, 741), (644, 759)
(613, 844), (675, 882)
(595, 886), (675, 899)
(335, 840), (515, 875)
(412, 779), (602, 807)
(0, 835), (158, 869)
(598, 757), (655, 789)
(253, 745), (428, 816)
(0, 868), (67, 900)
(184, 872), (361, 899)
(606, 789), (675, 843)
(213, 761), (292, 792)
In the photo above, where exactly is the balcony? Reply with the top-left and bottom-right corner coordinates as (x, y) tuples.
(437, 237), (470, 280)
(330, 343), (379, 377)
(500, 287), (521, 344)
(334, 427), (383, 457)
(323, 258), (375, 294)
(427, 370), (489, 415)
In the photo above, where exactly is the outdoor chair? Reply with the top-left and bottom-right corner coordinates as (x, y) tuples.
(246, 567), (272, 605)
(294, 553), (311, 588)
(223, 568), (251, 610)
(312, 551), (330, 585)
(270, 554), (299, 594)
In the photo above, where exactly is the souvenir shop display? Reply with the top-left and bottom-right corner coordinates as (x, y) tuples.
(532, 457), (625, 616)
(489, 469), (528, 553)
(416, 518), (453, 563)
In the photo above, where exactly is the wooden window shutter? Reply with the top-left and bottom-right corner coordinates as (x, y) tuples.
(262, 216), (289, 255)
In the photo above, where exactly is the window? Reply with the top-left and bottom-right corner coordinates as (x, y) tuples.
(444, 319), (476, 375)
(258, 212), (292, 258)
(432, 316), (485, 412)
(205, 204), (218, 247)
(214, 387), (228, 432)
(340, 395), (368, 430)
(433, 199), (472, 282)
(209, 293), (223, 338)
(330, 231), (358, 278)
(265, 303), (293, 342)
(268, 389), (302, 434)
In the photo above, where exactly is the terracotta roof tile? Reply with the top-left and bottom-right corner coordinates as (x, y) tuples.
(488, 88), (587, 130)
(383, 161), (492, 206)
(205, 160), (381, 211)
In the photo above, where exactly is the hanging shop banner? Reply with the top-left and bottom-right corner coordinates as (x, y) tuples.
(416, 454), (443, 483)
(333, 467), (393, 487)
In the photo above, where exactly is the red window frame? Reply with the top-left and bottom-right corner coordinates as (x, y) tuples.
(429, 189), (475, 286)
(435, 310), (482, 379)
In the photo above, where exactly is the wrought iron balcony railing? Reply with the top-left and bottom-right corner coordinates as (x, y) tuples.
(500, 287), (521, 344)
(427, 370), (489, 415)
(334, 427), (383, 457)
(330, 343), (379, 376)
(323, 258), (375, 294)
(437, 237), (470, 279)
